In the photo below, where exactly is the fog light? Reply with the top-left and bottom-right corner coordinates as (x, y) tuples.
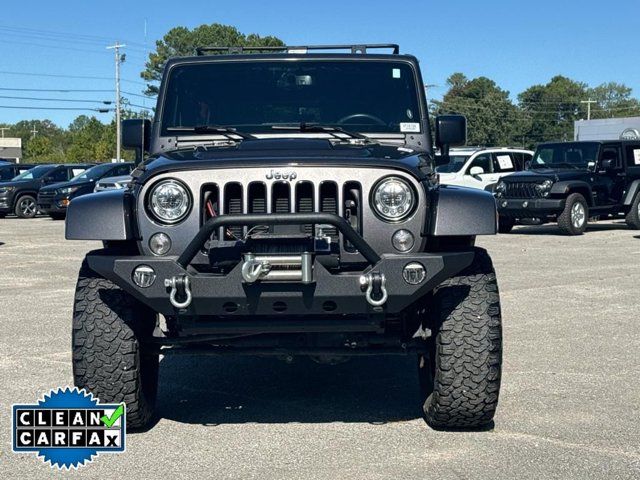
(403, 262), (426, 285)
(392, 229), (415, 252)
(132, 265), (156, 288)
(149, 232), (171, 256)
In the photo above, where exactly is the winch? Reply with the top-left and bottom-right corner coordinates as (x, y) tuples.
(241, 252), (314, 284)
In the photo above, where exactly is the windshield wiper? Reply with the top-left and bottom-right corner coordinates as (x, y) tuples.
(167, 125), (257, 140)
(270, 123), (373, 142)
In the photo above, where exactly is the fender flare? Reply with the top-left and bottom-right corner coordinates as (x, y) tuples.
(550, 181), (593, 205)
(65, 190), (134, 240)
(428, 185), (497, 236)
(623, 179), (640, 205)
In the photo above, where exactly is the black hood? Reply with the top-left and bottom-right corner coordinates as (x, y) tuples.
(136, 139), (430, 182)
(503, 168), (591, 183)
(39, 179), (93, 193)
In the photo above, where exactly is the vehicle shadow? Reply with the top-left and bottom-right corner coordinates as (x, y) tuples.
(155, 354), (422, 425)
(510, 221), (629, 236)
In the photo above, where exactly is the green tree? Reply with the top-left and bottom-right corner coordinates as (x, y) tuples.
(66, 116), (110, 162)
(518, 75), (588, 144)
(433, 73), (527, 146)
(141, 23), (285, 95)
(587, 82), (640, 119)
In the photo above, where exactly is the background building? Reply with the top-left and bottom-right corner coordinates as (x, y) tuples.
(0, 138), (23, 162)
(574, 117), (640, 141)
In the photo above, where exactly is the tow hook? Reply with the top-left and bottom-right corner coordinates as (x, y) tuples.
(241, 254), (272, 283)
(359, 272), (388, 307)
(165, 275), (192, 309)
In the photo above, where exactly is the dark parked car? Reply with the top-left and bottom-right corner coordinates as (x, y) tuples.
(37, 162), (133, 219)
(495, 140), (640, 234)
(0, 163), (35, 183)
(66, 44), (503, 430)
(0, 164), (93, 218)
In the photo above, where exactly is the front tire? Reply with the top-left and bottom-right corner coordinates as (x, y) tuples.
(72, 255), (159, 430)
(14, 194), (37, 219)
(557, 193), (588, 235)
(419, 248), (502, 429)
(625, 192), (640, 230)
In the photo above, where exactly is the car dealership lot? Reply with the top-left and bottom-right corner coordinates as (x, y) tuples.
(1, 218), (639, 479)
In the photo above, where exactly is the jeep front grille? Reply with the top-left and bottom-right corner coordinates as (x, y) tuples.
(202, 180), (358, 241)
(504, 182), (543, 199)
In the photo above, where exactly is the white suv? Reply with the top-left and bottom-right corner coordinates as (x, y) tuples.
(436, 147), (534, 191)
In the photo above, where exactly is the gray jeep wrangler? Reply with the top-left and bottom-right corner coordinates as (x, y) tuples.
(66, 44), (502, 430)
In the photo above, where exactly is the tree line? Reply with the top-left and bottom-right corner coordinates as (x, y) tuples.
(432, 73), (640, 148)
(2, 23), (639, 163)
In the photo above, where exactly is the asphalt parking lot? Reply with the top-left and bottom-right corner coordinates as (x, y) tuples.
(1, 217), (639, 479)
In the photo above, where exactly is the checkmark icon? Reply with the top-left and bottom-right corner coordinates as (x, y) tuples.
(100, 404), (124, 428)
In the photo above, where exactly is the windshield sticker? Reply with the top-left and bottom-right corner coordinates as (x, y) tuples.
(400, 122), (420, 133)
(392, 68), (401, 79)
(634, 149), (640, 165)
(496, 154), (514, 170)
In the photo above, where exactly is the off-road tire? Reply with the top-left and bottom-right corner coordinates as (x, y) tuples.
(419, 247), (502, 429)
(498, 216), (515, 234)
(72, 254), (159, 430)
(557, 193), (588, 235)
(625, 192), (640, 229)
(14, 194), (37, 219)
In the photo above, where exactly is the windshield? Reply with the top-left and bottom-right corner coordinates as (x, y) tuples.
(161, 60), (422, 135)
(70, 163), (114, 182)
(531, 143), (599, 169)
(435, 155), (470, 173)
(12, 165), (55, 181)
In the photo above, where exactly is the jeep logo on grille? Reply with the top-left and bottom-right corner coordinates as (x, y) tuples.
(266, 169), (297, 181)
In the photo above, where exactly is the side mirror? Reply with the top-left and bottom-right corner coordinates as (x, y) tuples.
(469, 166), (485, 177)
(587, 161), (596, 171)
(435, 115), (467, 149)
(122, 119), (151, 164)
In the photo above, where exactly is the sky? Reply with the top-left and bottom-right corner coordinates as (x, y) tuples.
(1, 0), (639, 128)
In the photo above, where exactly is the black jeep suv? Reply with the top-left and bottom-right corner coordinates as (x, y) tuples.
(0, 163), (93, 218)
(37, 162), (133, 219)
(66, 44), (503, 430)
(495, 140), (640, 234)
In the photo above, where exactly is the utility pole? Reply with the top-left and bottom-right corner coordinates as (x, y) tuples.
(30, 124), (38, 139)
(0, 127), (9, 138)
(581, 98), (597, 121)
(107, 42), (126, 162)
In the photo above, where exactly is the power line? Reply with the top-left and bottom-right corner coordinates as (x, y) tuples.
(0, 87), (114, 93)
(0, 105), (113, 112)
(0, 94), (111, 104)
(122, 90), (155, 99)
(0, 69), (145, 85)
(125, 103), (154, 110)
(0, 24), (147, 49)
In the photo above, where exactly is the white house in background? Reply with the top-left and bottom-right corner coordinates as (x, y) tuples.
(0, 137), (22, 162)
(574, 116), (640, 141)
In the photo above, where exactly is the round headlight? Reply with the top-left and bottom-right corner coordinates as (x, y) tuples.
(148, 179), (191, 224)
(536, 179), (554, 197)
(372, 177), (415, 222)
(495, 181), (506, 197)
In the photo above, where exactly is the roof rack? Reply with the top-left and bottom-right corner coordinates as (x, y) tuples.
(195, 44), (400, 56)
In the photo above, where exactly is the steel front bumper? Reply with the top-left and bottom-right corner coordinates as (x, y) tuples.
(87, 213), (475, 316)
(497, 198), (565, 218)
